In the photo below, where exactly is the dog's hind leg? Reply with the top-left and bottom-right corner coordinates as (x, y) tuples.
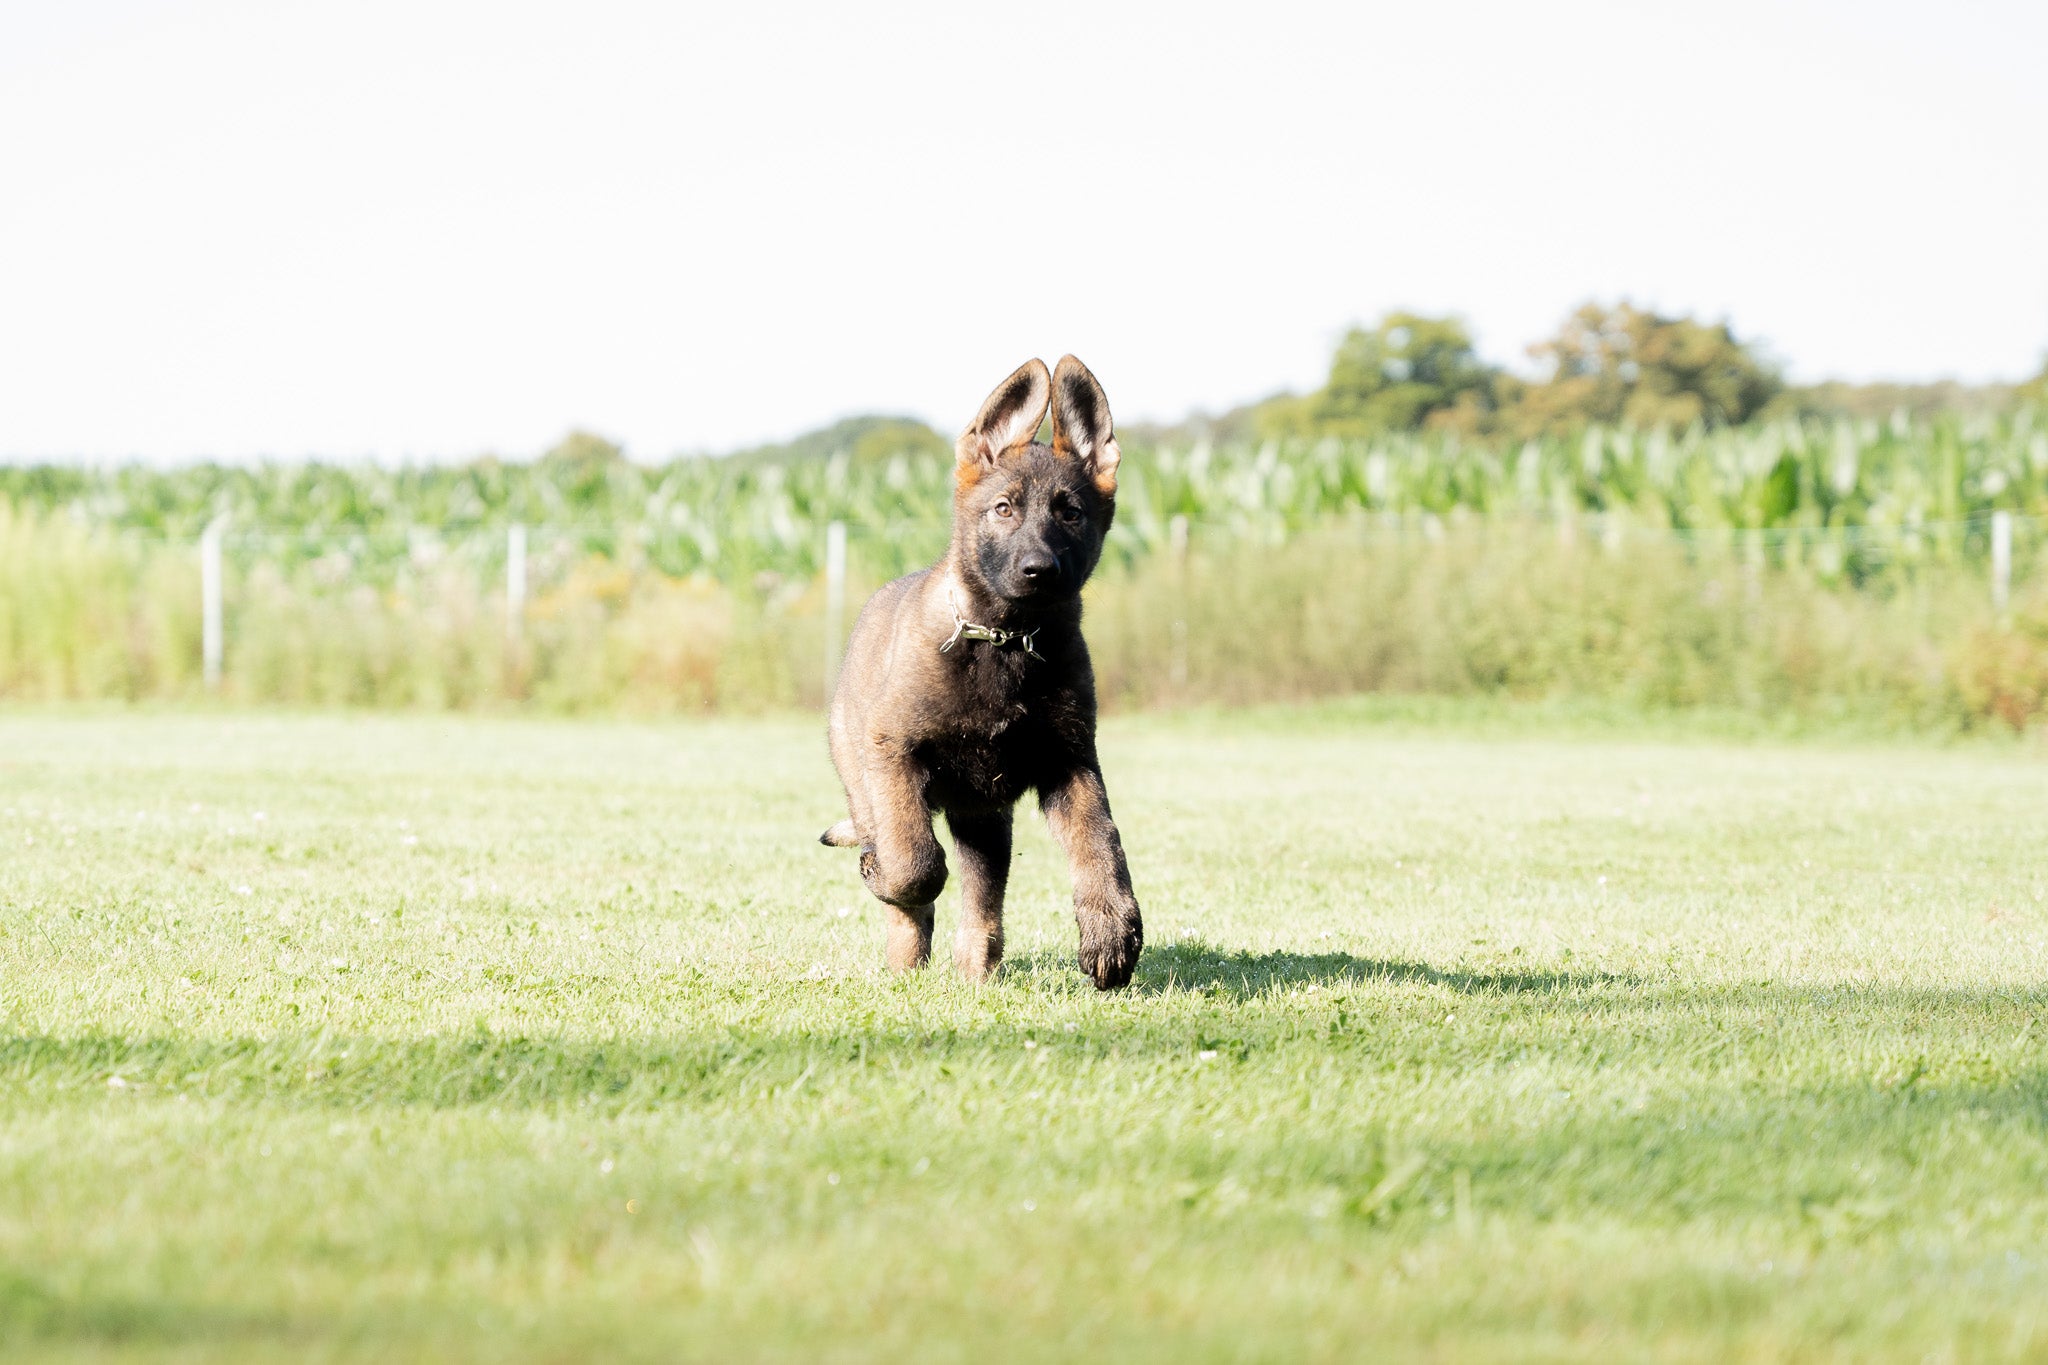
(946, 809), (1013, 982)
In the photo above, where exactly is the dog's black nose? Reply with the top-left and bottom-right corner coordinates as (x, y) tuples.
(1017, 551), (1059, 583)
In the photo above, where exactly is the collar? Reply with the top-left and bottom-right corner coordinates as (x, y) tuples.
(939, 587), (1045, 661)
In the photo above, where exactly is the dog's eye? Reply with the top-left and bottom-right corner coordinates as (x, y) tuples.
(1056, 502), (1083, 523)
(991, 500), (1014, 519)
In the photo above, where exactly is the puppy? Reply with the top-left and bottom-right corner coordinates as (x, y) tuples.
(820, 356), (1142, 989)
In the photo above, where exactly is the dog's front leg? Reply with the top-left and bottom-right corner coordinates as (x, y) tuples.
(860, 742), (946, 972)
(1040, 765), (1142, 990)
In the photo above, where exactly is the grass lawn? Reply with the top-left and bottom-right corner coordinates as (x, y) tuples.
(3, 705), (2047, 1362)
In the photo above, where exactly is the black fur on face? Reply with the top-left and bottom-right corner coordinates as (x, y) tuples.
(956, 443), (1114, 607)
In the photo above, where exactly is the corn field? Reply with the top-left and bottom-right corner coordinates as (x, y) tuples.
(6, 410), (2045, 583)
(5, 412), (2048, 725)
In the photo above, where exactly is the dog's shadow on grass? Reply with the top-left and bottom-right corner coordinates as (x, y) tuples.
(1013, 940), (1639, 999)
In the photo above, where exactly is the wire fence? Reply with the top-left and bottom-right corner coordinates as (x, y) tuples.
(9, 499), (2046, 718)
(154, 508), (2043, 695)
(120, 502), (2048, 563)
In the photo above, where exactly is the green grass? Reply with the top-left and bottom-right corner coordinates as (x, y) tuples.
(3, 707), (2047, 1362)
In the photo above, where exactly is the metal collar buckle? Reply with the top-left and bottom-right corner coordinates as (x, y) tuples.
(940, 589), (1044, 661)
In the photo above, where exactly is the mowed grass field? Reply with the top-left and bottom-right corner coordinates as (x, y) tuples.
(3, 707), (2047, 1363)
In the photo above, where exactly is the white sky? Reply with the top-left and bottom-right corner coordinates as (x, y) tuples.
(3, 0), (2045, 463)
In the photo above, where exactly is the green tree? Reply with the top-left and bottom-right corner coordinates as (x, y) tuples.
(846, 418), (950, 464)
(725, 416), (948, 467)
(1260, 312), (1498, 439)
(2019, 353), (2048, 405)
(1508, 302), (1782, 436)
(536, 430), (630, 509)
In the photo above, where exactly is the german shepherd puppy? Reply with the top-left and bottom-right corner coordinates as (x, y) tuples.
(820, 356), (1142, 990)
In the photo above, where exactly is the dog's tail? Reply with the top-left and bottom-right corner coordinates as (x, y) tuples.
(818, 818), (859, 848)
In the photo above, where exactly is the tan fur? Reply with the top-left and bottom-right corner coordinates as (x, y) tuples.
(821, 357), (1143, 989)
(1049, 354), (1122, 497)
(953, 359), (1050, 491)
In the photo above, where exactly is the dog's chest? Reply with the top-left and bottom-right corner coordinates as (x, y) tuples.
(918, 703), (1040, 809)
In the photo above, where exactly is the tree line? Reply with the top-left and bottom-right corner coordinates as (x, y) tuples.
(1139, 301), (2048, 447)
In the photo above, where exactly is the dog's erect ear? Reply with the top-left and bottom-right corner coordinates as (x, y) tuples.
(956, 359), (1052, 485)
(1049, 354), (1121, 498)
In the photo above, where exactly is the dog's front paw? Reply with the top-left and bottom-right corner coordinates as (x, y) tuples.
(1076, 908), (1142, 991)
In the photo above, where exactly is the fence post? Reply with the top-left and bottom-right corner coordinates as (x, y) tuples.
(1991, 510), (2012, 614)
(200, 516), (225, 690)
(506, 523), (527, 639)
(1168, 514), (1189, 691)
(824, 520), (847, 703)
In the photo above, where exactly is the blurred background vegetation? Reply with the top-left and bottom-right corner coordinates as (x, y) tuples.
(5, 299), (2047, 728)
